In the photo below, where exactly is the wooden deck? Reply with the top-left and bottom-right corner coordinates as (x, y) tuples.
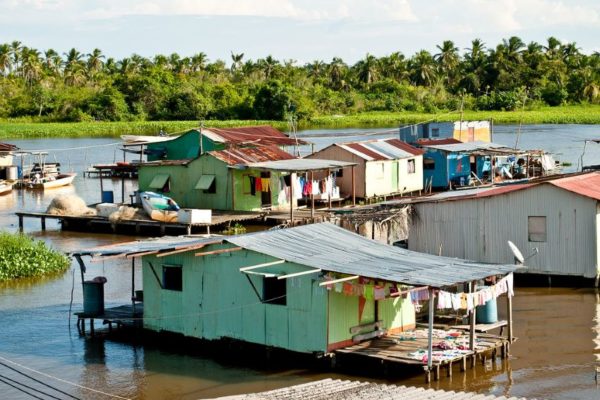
(16, 210), (264, 235)
(335, 328), (510, 382)
(75, 304), (143, 336)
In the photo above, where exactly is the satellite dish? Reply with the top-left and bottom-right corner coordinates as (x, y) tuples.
(508, 241), (525, 264)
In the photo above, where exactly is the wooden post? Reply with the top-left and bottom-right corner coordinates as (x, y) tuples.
(351, 165), (356, 206)
(469, 281), (477, 363)
(131, 258), (135, 310)
(41, 217), (46, 231)
(290, 172), (294, 226)
(507, 289), (514, 350)
(310, 171), (315, 219)
(427, 289), (434, 372)
(99, 172), (104, 202)
(327, 169), (332, 209)
(18, 215), (23, 232)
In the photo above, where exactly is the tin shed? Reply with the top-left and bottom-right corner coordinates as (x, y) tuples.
(409, 173), (600, 280)
(306, 138), (424, 198)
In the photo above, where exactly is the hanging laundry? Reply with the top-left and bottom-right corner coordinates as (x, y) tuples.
(255, 177), (262, 192)
(249, 176), (256, 195)
(261, 178), (270, 191)
(363, 284), (374, 300)
(334, 282), (343, 293)
(374, 286), (386, 300)
(343, 282), (353, 296)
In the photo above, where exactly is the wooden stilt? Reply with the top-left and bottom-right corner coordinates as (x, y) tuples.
(434, 365), (440, 381)
(41, 217), (46, 230)
(461, 356), (467, 372)
(447, 361), (453, 377)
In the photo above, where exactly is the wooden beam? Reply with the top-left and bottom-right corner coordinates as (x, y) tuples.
(126, 250), (158, 259)
(277, 268), (321, 280)
(156, 244), (207, 257)
(242, 270), (278, 278)
(239, 259), (285, 272)
(319, 275), (359, 287)
(195, 247), (242, 257)
(469, 281), (477, 351)
(90, 253), (128, 262)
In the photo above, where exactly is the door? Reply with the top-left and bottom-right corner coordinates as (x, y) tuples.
(468, 127), (475, 142)
(260, 171), (271, 207)
(391, 161), (399, 192)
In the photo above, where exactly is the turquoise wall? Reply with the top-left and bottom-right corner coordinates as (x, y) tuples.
(141, 245), (329, 353)
(147, 130), (225, 161)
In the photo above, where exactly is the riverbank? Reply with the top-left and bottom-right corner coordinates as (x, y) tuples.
(0, 104), (599, 139)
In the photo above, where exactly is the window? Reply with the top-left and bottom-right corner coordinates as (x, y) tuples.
(163, 265), (182, 291)
(195, 175), (216, 194)
(263, 276), (286, 305)
(335, 169), (344, 178)
(407, 159), (416, 174)
(528, 216), (547, 242)
(432, 128), (440, 137)
(424, 158), (435, 170)
(204, 179), (216, 194)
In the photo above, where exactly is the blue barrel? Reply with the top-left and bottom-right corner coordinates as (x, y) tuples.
(83, 281), (105, 316)
(476, 297), (498, 324)
(101, 190), (114, 203)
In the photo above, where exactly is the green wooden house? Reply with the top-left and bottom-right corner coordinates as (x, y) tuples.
(138, 146), (297, 212)
(144, 126), (306, 162)
(74, 223), (517, 356)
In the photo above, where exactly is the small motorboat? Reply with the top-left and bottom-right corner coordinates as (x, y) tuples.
(0, 180), (13, 195)
(28, 173), (77, 190)
(140, 191), (179, 223)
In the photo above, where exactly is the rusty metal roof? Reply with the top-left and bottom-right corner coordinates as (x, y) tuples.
(416, 138), (463, 146)
(0, 143), (18, 152)
(210, 145), (295, 166)
(548, 172), (600, 200)
(337, 138), (423, 161)
(202, 126), (308, 146)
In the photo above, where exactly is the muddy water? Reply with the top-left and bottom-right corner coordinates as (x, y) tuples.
(0, 126), (599, 399)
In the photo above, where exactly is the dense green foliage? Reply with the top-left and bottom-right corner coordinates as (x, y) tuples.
(0, 37), (599, 124)
(0, 232), (70, 280)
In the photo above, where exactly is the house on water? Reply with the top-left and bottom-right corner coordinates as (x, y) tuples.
(138, 126), (307, 161)
(408, 172), (600, 281)
(399, 121), (491, 144)
(73, 222), (517, 366)
(306, 138), (424, 199)
(138, 146), (355, 212)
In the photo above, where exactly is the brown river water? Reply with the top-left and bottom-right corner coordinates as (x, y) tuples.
(0, 125), (599, 399)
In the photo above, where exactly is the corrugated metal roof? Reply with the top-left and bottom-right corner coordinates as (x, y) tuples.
(337, 138), (423, 161)
(420, 141), (514, 153)
(212, 378), (528, 400)
(72, 223), (516, 287)
(417, 138), (463, 146)
(0, 143), (18, 152)
(210, 146), (295, 166)
(227, 223), (517, 287)
(203, 126), (308, 146)
(241, 159), (357, 172)
(548, 172), (600, 200)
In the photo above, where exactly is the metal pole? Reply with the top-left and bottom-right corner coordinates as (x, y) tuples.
(290, 173), (294, 226)
(310, 171), (314, 218)
(351, 165), (356, 206)
(469, 281), (476, 351)
(131, 258), (136, 311)
(427, 288), (435, 371)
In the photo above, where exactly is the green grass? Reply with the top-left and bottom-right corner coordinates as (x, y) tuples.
(1, 104), (599, 139)
(0, 232), (70, 281)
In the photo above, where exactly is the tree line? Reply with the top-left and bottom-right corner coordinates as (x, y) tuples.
(0, 37), (599, 123)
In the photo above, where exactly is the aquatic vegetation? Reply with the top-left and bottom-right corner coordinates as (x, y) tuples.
(0, 232), (70, 281)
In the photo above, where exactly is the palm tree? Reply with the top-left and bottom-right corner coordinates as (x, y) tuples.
(10, 40), (22, 73)
(0, 44), (11, 76)
(380, 51), (407, 81)
(63, 48), (83, 72)
(434, 40), (459, 87)
(43, 49), (61, 75)
(87, 48), (105, 76)
(191, 52), (208, 72)
(230, 52), (244, 73)
(258, 55), (279, 79)
(355, 53), (380, 86)
(410, 50), (437, 86)
(328, 57), (347, 90)
(21, 49), (42, 86)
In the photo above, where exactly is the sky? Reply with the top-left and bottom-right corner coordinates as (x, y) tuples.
(0, 0), (599, 65)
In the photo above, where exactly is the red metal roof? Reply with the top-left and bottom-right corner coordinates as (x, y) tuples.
(205, 126), (307, 146)
(385, 139), (425, 156)
(416, 138), (462, 146)
(473, 184), (535, 198)
(339, 138), (423, 161)
(209, 145), (296, 166)
(548, 172), (600, 200)
(344, 143), (386, 160)
(0, 143), (18, 152)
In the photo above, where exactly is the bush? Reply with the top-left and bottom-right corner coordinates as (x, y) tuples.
(0, 232), (70, 281)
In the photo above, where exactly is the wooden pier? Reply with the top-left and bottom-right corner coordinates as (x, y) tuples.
(75, 304), (143, 336)
(16, 210), (264, 235)
(335, 327), (511, 383)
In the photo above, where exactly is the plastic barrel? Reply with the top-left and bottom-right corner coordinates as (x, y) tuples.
(6, 166), (17, 180)
(101, 190), (114, 203)
(476, 297), (498, 324)
(83, 281), (105, 316)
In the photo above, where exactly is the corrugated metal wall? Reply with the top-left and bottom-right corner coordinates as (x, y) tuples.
(409, 185), (599, 278)
(142, 246), (329, 354)
(307, 146), (367, 198)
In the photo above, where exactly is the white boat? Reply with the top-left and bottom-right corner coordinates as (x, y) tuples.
(0, 180), (13, 195)
(29, 173), (77, 190)
(140, 191), (179, 223)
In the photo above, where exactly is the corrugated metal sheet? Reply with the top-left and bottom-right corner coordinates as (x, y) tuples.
(73, 236), (222, 256)
(242, 159), (356, 172)
(410, 184), (599, 278)
(213, 378), (529, 400)
(549, 172), (600, 200)
(209, 145), (295, 166)
(420, 141), (512, 153)
(417, 138), (463, 146)
(0, 143), (18, 152)
(338, 138), (423, 161)
(227, 223), (517, 287)
(203, 125), (308, 146)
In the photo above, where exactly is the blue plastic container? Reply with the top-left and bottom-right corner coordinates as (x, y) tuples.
(476, 297), (498, 323)
(101, 190), (114, 203)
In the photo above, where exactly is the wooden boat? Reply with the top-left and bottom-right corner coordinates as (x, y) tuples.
(0, 180), (13, 195)
(28, 173), (76, 189)
(140, 191), (179, 223)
